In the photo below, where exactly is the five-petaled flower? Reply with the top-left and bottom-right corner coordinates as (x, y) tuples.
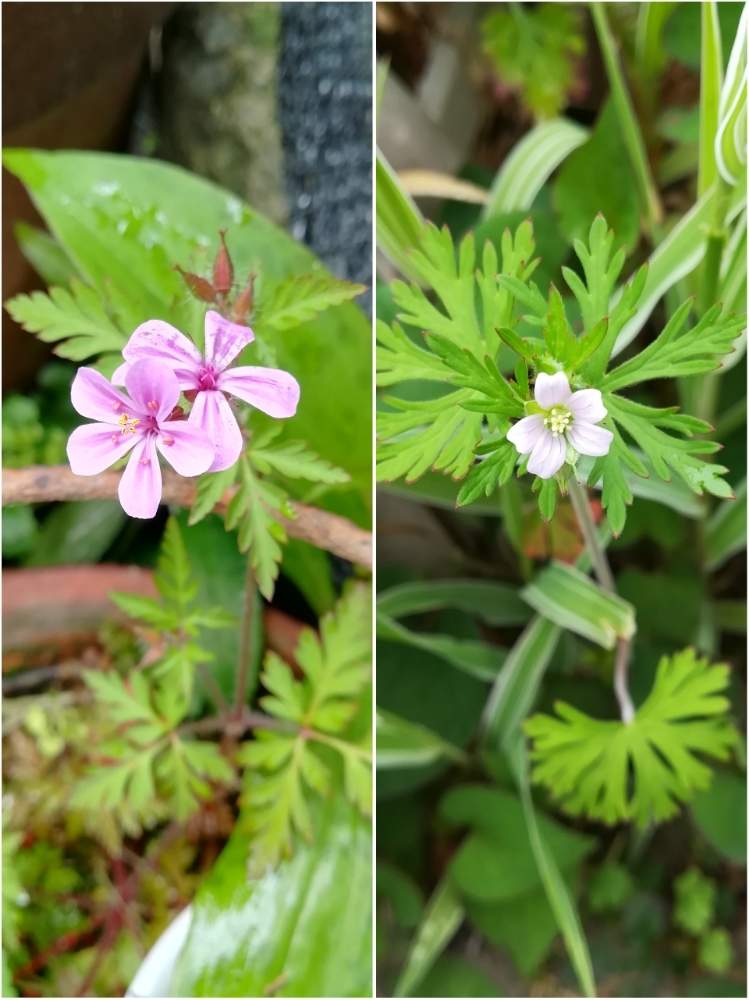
(67, 360), (214, 519)
(113, 310), (300, 472)
(507, 372), (613, 479)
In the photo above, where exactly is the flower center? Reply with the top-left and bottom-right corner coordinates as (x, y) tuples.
(198, 365), (218, 390)
(117, 413), (140, 435)
(543, 405), (571, 437)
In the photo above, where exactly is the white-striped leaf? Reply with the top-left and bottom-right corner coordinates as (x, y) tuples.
(376, 710), (467, 770)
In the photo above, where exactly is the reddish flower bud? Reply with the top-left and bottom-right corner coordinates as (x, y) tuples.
(232, 274), (256, 324)
(213, 229), (234, 296)
(184, 390), (198, 403)
(167, 405), (186, 421)
(174, 265), (216, 303)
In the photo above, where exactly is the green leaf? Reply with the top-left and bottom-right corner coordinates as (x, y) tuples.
(376, 579), (530, 627)
(14, 221), (77, 287)
(23, 500), (125, 566)
(715, 7), (747, 187)
(483, 118), (588, 215)
(258, 271), (365, 332)
(554, 100), (641, 253)
(456, 441), (518, 506)
(411, 956), (502, 998)
(5, 279), (126, 361)
(521, 561), (636, 650)
(377, 611), (506, 682)
(480, 4), (584, 119)
(393, 877), (464, 998)
(698, 2), (724, 196)
(705, 479), (746, 570)
(674, 867), (716, 935)
(525, 647), (739, 826)
(600, 301), (744, 391)
(376, 150), (426, 281)
(691, 770), (747, 864)
(2, 505), (37, 560)
(188, 466), (238, 525)
(108, 592), (178, 630)
(376, 709), (466, 770)
(698, 928), (734, 975)
(170, 794), (371, 997)
(249, 432), (350, 484)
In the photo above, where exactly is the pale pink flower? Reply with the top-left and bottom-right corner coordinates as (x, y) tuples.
(113, 311), (300, 472)
(506, 372), (613, 479)
(67, 360), (214, 519)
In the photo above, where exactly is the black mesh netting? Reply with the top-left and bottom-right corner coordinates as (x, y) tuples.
(278, 2), (372, 307)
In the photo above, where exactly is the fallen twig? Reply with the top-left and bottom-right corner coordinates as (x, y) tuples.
(2, 466), (372, 569)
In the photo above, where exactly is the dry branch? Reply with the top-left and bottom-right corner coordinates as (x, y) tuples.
(2, 466), (372, 569)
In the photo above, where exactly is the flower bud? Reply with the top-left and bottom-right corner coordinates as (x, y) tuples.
(232, 274), (256, 324)
(213, 229), (234, 296)
(175, 265), (216, 303)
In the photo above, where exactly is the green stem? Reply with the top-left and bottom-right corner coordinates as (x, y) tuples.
(234, 558), (258, 717)
(591, 3), (663, 236)
(568, 476), (635, 723)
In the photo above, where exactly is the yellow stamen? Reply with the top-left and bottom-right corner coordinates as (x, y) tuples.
(117, 413), (140, 435)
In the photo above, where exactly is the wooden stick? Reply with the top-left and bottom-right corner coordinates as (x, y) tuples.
(2, 466), (372, 569)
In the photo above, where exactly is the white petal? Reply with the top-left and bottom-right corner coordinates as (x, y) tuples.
(506, 414), (545, 454)
(534, 372), (571, 409)
(568, 388), (607, 424)
(568, 421), (614, 457)
(527, 429), (566, 479)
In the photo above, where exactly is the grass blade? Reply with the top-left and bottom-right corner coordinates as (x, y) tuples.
(393, 876), (464, 997)
(377, 709), (468, 770)
(376, 150), (425, 281)
(698, 1), (724, 196)
(482, 118), (588, 216)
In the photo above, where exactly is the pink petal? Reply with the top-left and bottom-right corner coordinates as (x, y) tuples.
(219, 366), (300, 419)
(567, 421), (614, 458)
(568, 388), (607, 425)
(157, 421), (216, 477)
(111, 361), (130, 386)
(71, 367), (133, 424)
(67, 422), (139, 475)
(527, 429), (566, 479)
(125, 359), (180, 422)
(204, 310), (255, 371)
(118, 436), (162, 519)
(534, 372), (572, 409)
(188, 390), (244, 472)
(506, 414), (545, 455)
(123, 320), (202, 389)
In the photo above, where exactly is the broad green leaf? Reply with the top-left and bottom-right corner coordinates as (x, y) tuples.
(170, 795), (371, 997)
(705, 479), (746, 571)
(691, 770), (747, 864)
(483, 118), (588, 215)
(521, 561), (635, 650)
(3, 148), (371, 500)
(376, 710), (467, 770)
(411, 956), (501, 998)
(14, 221), (77, 287)
(553, 100), (641, 253)
(393, 877), (464, 998)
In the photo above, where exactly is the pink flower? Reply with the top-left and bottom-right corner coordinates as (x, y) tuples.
(507, 372), (613, 479)
(113, 311), (300, 472)
(67, 360), (214, 519)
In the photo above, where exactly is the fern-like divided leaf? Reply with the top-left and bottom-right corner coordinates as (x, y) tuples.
(5, 280), (127, 363)
(190, 430), (349, 600)
(257, 271), (365, 332)
(525, 648), (738, 827)
(238, 585), (371, 873)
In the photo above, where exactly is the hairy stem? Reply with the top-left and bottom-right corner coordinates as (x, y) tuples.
(234, 560), (258, 717)
(568, 477), (635, 723)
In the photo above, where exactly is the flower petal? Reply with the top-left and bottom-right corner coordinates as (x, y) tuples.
(204, 310), (255, 371)
(219, 366), (300, 418)
(122, 320), (202, 389)
(188, 390), (244, 472)
(125, 359), (181, 422)
(507, 414), (545, 454)
(157, 421), (216, 477)
(118, 436), (162, 519)
(534, 372), (572, 409)
(527, 429), (566, 479)
(67, 422), (139, 475)
(568, 388), (607, 425)
(71, 367), (133, 424)
(111, 361), (130, 386)
(567, 421), (614, 458)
